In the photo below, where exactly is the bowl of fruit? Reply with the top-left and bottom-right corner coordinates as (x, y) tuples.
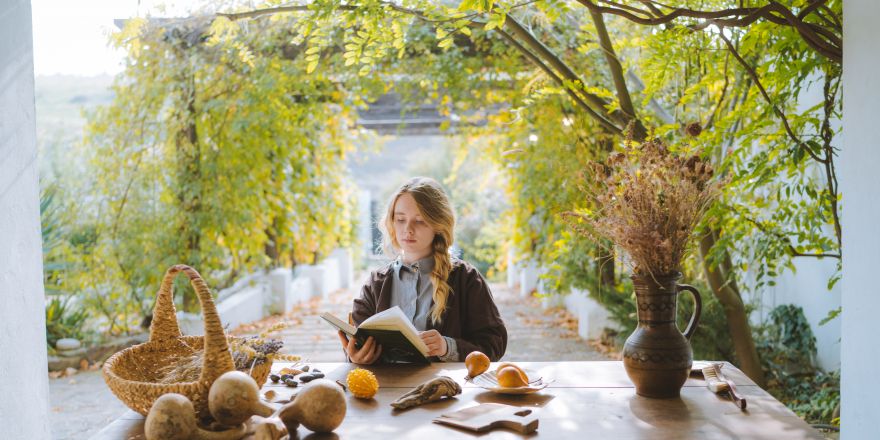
(465, 354), (552, 395)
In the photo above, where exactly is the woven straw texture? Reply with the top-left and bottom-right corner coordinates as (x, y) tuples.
(102, 264), (269, 418)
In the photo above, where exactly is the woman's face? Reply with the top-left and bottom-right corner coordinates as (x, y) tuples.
(392, 193), (436, 262)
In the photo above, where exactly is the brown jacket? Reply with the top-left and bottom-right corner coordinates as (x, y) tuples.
(352, 259), (508, 361)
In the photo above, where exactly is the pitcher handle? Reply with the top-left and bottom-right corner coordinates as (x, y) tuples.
(676, 284), (702, 341)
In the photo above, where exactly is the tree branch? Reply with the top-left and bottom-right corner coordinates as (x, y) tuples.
(821, 72), (842, 253)
(217, 2), (623, 133)
(600, 0), (655, 19)
(495, 28), (623, 134)
(502, 14), (631, 130)
(218, 2), (470, 23)
(636, 0), (663, 17)
(502, 16), (609, 114)
(718, 31), (827, 164)
(577, 0), (840, 64)
(588, 8), (644, 138)
(218, 0), (539, 23)
(704, 52), (730, 131)
(818, 4), (842, 30)
(738, 210), (840, 260)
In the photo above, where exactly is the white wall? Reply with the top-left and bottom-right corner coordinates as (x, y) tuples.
(0, 0), (51, 438)
(754, 258), (841, 371)
(841, 2), (880, 437)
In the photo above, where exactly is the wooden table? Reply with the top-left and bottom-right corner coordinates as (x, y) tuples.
(92, 361), (823, 439)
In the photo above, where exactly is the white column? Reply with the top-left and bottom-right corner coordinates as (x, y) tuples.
(841, 1), (880, 437)
(358, 189), (373, 256)
(506, 248), (519, 288)
(267, 268), (293, 314)
(0, 0), (50, 438)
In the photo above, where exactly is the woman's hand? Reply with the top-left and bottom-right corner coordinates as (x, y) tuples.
(338, 331), (382, 364)
(419, 330), (448, 357)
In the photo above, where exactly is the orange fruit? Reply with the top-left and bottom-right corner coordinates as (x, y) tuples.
(495, 362), (529, 383)
(497, 366), (529, 388)
(465, 351), (490, 378)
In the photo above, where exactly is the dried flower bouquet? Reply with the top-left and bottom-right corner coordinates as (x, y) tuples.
(568, 138), (723, 276)
(158, 322), (300, 384)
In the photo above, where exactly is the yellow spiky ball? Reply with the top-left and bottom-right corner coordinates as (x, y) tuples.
(346, 368), (379, 399)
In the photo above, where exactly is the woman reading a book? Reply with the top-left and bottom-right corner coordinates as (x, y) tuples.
(338, 177), (508, 364)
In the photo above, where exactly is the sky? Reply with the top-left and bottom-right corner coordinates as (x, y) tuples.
(31, 0), (199, 76)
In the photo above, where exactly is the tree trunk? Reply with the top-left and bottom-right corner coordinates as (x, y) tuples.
(265, 216), (281, 267)
(699, 231), (766, 387)
(175, 64), (202, 312)
(264, 224), (279, 265)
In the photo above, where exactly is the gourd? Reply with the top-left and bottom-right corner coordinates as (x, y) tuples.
(277, 379), (347, 433)
(145, 393), (246, 440)
(208, 371), (275, 426)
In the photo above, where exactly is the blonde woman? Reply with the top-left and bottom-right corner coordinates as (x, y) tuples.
(338, 177), (508, 364)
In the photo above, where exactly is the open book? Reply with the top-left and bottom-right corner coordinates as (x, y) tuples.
(321, 306), (430, 364)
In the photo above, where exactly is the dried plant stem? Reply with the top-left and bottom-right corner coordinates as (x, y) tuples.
(568, 138), (723, 276)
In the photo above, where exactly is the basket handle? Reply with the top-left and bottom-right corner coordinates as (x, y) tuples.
(150, 264), (235, 382)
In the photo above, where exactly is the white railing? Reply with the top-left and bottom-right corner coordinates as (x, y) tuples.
(176, 248), (355, 335)
(507, 250), (613, 340)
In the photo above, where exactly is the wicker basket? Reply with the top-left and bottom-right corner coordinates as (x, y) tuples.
(103, 264), (270, 418)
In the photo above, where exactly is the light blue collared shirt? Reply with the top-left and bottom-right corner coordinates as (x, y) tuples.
(391, 256), (458, 361)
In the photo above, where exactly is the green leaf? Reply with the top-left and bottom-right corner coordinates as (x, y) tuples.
(827, 274), (841, 291)
(819, 306), (841, 326)
(458, 0), (477, 11)
(306, 59), (319, 73)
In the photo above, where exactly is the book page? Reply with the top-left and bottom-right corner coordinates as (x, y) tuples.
(360, 306), (429, 354)
(319, 312), (357, 336)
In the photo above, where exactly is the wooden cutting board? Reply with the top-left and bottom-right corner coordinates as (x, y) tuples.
(433, 403), (539, 434)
